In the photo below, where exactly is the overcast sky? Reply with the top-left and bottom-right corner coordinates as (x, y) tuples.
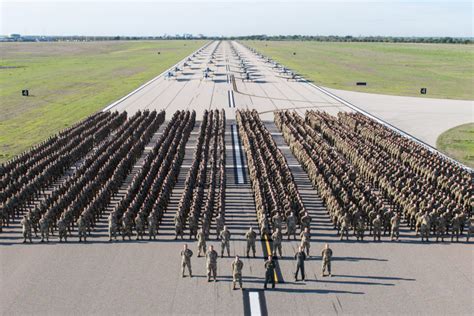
(1, 0), (472, 37)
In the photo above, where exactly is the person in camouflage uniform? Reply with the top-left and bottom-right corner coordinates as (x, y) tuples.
(321, 243), (333, 277)
(272, 212), (283, 232)
(435, 213), (447, 242)
(215, 214), (225, 241)
(451, 213), (461, 242)
(372, 214), (382, 241)
(108, 211), (118, 241)
(39, 215), (49, 243)
(420, 212), (431, 242)
(390, 213), (400, 241)
(220, 226), (231, 257)
(58, 217), (68, 242)
(197, 228), (207, 257)
(339, 213), (350, 241)
(188, 214), (198, 240)
(286, 212), (297, 240)
(245, 227), (257, 258)
(355, 217), (365, 241)
(180, 244), (193, 278)
(77, 214), (87, 242)
(231, 255), (244, 290)
(271, 227), (283, 257)
(21, 215), (32, 243)
(148, 213), (157, 240)
(300, 212), (312, 232)
(174, 214), (184, 240)
(122, 213), (133, 241)
(300, 227), (311, 256)
(135, 213), (145, 240)
(206, 245), (218, 282)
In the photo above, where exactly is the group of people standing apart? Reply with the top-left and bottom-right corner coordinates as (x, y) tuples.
(180, 232), (333, 290)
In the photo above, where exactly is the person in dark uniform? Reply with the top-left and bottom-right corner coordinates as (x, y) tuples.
(294, 246), (307, 281)
(264, 255), (276, 289)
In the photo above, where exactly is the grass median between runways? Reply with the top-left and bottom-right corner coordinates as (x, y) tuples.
(0, 40), (206, 163)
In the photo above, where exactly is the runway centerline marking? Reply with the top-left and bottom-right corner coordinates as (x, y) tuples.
(231, 124), (245, 184)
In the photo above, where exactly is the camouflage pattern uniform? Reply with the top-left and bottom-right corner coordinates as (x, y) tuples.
(231, 257), (244, 290)
(245, 227), (257, 258)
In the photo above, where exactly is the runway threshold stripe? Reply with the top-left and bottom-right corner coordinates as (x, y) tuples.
(249, 292), (262, 316)
(231, 124), (245, 184)
(243, 290), (267, 316)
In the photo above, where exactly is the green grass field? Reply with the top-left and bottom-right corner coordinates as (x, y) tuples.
(245, 41), (474, 100)
(437, 123), (474, 168)
(0, 40), (206, 163)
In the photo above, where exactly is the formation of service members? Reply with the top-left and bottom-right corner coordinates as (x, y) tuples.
(173, 109), (226, 245)
(1, 111), (130, 234)
(274, 110), (473, 244)
(236, 110), (307, 253)
(8, 110), (170, 243)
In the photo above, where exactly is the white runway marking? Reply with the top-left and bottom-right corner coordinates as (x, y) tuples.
(249, 291), (262, 316)
(231, 124), (245, 184)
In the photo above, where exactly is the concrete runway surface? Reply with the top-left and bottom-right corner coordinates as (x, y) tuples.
(1, 41), (473, 315)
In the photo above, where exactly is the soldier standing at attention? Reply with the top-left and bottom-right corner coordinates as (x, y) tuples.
(39, 215), (49, 243)
(373, 214), (382, 241)
(174, 214), (184, 240)
(286, 212), (297, 240)
(108, 211), (117, 241)
(231, 255), (244, 290)
(451, 214), (461, 242)
(21, 215), (32, 243)
(272, 227), (283, 258)
(321, 243), (333, 277)
(390, 213), (400, 241)
(220, 226), (231, 257)
(264, 255), (276, 289)
(206, 245), (218, 282)
(77, 215), (87, 242)
(215, 213), (225, 240)
(180, 244), (193, 278)
(58, 217), (68, 242)
(188, 214), (198, 240)
(300, 212), (312, 232)
(245, 227), (257, 258)
(135, 214), (145, 240)
(294, 246), (307, 282)
(148, 213), (157, 240)
(300, 227), (311, 256)
(197, 228), (207, 257)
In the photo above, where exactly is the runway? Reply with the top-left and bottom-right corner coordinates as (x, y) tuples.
(1, 40), (473, 315)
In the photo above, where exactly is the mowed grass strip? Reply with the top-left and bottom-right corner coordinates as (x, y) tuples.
(245, 41), (474, 100)
(437, 123), (474, 168)
(0, 40), (206, 162)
